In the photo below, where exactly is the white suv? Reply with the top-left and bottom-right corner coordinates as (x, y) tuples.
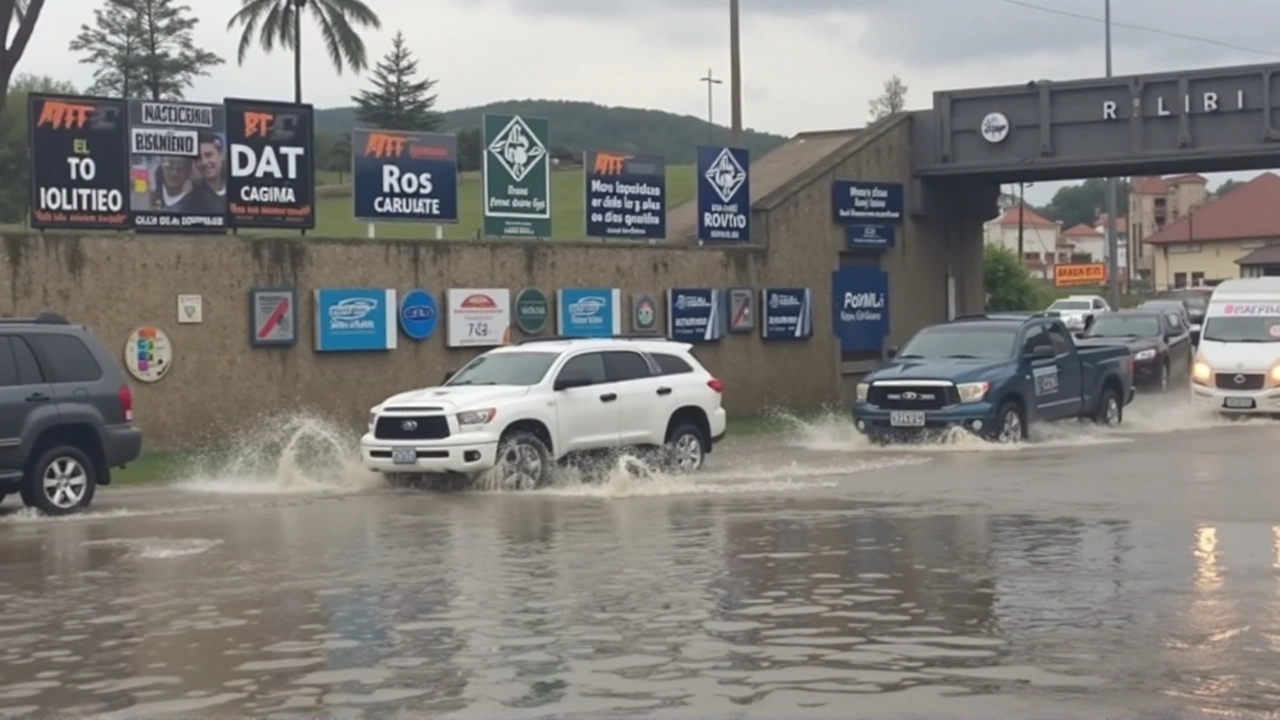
(360, 337), (728, 490)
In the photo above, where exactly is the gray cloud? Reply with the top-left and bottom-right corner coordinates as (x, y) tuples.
(479, 0), (1280, 72)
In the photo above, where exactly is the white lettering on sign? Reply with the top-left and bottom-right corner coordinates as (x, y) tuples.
(230, 145), (304, 179)
(1104, 90), (1246, 120)
(1219, 303), (1280, 316)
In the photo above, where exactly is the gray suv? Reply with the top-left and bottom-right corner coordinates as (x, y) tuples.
(0, 312), (142, 515)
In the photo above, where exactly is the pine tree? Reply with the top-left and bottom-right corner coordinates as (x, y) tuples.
(868, 74), (908, 121)
(352, 31), (440, 131)
(71, 0), (221, 100)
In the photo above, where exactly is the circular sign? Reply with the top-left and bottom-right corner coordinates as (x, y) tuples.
(124, 326), (172, 383)
(980, 112), (1010, 143)
(514, 287), (550, 334)
(399, 288), (438, 340)
(1270, 324), (1280, 338)
(633, 293), (658, 333)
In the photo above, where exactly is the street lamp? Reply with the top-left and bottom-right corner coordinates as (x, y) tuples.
(1103, 0), (1121, 304)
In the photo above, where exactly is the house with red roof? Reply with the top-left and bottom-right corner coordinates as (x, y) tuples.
(983, 207), (1065, 278)
(1143, 172), (1280, 289)
(1063, 222), (1105, 263)
(1127, 173), (1208, 281)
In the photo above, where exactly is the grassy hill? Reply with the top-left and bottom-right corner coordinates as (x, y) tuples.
(314, 99), (788, 165)
(272, 164), (697, 240)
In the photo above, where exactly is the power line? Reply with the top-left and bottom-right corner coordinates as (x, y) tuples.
(993, 0), (1278, 58)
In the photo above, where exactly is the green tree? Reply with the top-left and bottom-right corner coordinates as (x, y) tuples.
(985, 245), (1047, 311)
(1213, 178), (1245, 198)
(228, 0), (381, 103)
(318, 130), (350, 182)
(0, 74), (77, 223)
(1044, 178), (1131, 228)
(71, 0), (222, 100)
(457, 127), (481, 171)
(351, 31), (439, 131)
(868, 74), (907, 120)
(0, 0), (49, 116)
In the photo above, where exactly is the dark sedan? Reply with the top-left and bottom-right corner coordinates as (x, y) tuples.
(1150, 289), (1211, 342)
(1076, 309), (1194, 392)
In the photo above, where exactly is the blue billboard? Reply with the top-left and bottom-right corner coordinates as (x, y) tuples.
(314, 288), (398, 352)
(761, 288), (812, 340)
(584, 150), (666, 239)
(696, 145), (750, 243)
(845, 223), (895, 250)
(557, 288), (622, 338)
(666, 288), (725, 343)
(398, 288), (438, 341)
(832, 266), (889, 353)
(832, 180), (903, 223)
(352, 129), (458, 222)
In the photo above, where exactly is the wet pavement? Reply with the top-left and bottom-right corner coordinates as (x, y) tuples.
(1, 401), (1279, 718)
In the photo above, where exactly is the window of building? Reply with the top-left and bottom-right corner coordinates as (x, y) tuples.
(1174, 272), (1188, 288)
(1168, 243), (1202, 254)
(1191, 271), (1205, 286)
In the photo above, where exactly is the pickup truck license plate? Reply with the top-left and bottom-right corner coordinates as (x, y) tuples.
(889, 411), (926, 427)
(392, 448), (417, 465)
(1223, 397), (1256, 409)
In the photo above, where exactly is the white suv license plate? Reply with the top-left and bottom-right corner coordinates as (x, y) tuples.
(890, 411), (926, 427)
(1224, 397), (1256, 409)
(392, 448), (417, 464)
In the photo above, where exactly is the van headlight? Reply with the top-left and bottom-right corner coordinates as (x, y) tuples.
(457, 408), (496, 428)
(856, 383), (869, 402)
(1133, 349), (1156, 362)
(1192, 361), (1212, 384)
(956, 381), (990, 403)
(1270, 366), (1280, 383)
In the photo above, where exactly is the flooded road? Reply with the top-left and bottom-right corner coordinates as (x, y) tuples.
(2, 400), (1280, 718)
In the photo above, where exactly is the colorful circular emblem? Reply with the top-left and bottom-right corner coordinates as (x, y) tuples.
(124, 326), (171, 383)
(399, 288), (438, 341)
(514, 287), (550, 334)
(633, 293), (657, 332)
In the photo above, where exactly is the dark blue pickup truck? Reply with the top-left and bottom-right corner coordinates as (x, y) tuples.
(853, 313), (1136, 443)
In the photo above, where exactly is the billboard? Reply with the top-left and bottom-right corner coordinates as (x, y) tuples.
(557, 288), (622, 338)
(1053, 262), (1107, 287)
(224, 98), (315, 229)
(445, 289), (512, 347)
(313, 288), (398, 352)
(831, 180), (904, 223)
(761, 288), (814, 340)
(696, 145), (750, 243)
(666, 288), (724, 343)
(28, 93), (129, 230)
(483, 113), (551, 238)
(352, 128), (458, 222)
(127, 100), (228, 231)
(583, 150), (666, 239)
(832, 266), (889, 352)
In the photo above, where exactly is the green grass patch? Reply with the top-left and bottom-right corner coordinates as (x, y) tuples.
(110, 452), (193, 486)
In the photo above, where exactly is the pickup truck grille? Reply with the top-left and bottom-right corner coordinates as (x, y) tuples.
(1214, 373), (1265, 391)
(868, 384), (955, 410)
(374, 415), (451, 441)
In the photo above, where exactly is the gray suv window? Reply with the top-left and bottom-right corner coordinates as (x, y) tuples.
(0, 337), (16, 386)
(29, 334), (103, 383)
(12, 336), (43, 384)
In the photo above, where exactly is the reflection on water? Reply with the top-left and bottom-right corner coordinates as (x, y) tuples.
(0, 494), (1279, 717)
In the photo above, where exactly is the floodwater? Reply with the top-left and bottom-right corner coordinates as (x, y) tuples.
(2, 397), (1280, 719)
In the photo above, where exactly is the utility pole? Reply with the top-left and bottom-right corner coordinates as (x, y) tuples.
(1104, 0), (1120, 305)
(1018, 183), (1026, 265)
(729, 0), (743, 146)
(700, 68), (722, 145)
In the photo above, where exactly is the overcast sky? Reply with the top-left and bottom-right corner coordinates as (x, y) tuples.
(19, 0), (1280, 204)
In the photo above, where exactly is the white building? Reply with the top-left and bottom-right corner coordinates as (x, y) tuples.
(983, 207), (1067, 279)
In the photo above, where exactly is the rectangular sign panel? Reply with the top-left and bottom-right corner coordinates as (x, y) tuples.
(225, 98), (314, 229)
(727, 287), (755, 333)
(249, 287), (297, 347)
(557, 288), (622, 338)
(666, 288), (724, 343)
(832, 181), (903, 223)
(1053, 262), (1107, 287)
(313, 288), (397, 352)
(584, 150), (666, 239)
(832, 266), (890, 352)
(27, 93), (129, 230)
(845, 223), (896, 250)
(761, 288), (813, 340)
(445, 288), (511, 347)
(352, 128), (458, 223)
(127, 100), (228, 231)
(696, 145), (750, 243)
(483, 114), (551, 238)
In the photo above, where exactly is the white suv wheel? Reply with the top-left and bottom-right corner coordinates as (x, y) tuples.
(666, 425), (706, 473)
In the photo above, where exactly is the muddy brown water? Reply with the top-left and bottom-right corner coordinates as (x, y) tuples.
(1, 400), (1279, 718)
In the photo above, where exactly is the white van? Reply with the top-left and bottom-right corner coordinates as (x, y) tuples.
(1191, 277), (1280, 413)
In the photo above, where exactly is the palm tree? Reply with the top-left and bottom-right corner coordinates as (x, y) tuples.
(227, 0), (380, 103)
(1, 0), (47, 115)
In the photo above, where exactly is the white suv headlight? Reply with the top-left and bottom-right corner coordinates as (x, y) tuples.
(856, 383), (869, 402)
(1133, 349), (1156, 361)
(956, 382), (990, 403)
(457, 408), (496, 427)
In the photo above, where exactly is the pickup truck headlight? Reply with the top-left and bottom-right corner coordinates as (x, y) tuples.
(1192, 361), (1212, 384)
(1133, 349), (1157, 362)
(457, 408), (496, 427)
(856, 383), (869, 402)
(956, 381), (990, 403)
(1270, 366), (1280, 383)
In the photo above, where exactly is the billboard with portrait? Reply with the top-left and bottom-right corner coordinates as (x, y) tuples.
(127, 100), (228, 231)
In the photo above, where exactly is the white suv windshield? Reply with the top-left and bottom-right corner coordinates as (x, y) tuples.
(446, 351), (559, 386)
